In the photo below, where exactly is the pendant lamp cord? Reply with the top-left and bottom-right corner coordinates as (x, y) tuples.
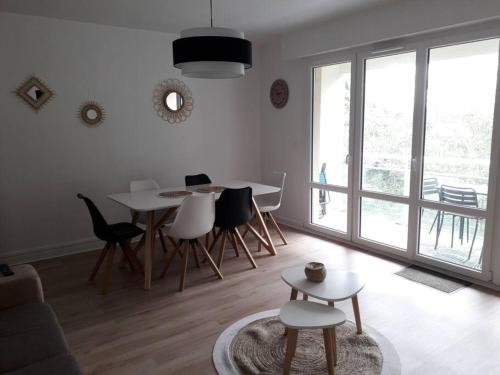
(210, 0), (213, 27)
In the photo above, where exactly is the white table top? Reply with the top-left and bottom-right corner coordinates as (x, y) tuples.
(281, 265), (365, 302)
(107, 180), (281, 212)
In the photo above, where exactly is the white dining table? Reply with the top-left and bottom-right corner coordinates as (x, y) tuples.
(108, 180), (281, 290)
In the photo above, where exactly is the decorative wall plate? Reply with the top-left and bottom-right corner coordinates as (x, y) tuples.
(270, 79), (289, 109)
(153, 78), (193, 123)
(16, 76), (54, 111)
(79, 101), (105, 127)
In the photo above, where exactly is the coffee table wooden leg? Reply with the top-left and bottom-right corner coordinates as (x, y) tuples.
(352, 295), (362, 334)
(285, 288), (299, 336)
(328, 301), (334, 307)
(331, 327), (337, 366)
(323, 328), (335, 375)
(144, 211), (154, 290)
(303, 294), (308, 301)
(283, 328), (298, 375)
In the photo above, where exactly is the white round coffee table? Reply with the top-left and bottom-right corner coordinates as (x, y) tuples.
(281, 265), (365, 334)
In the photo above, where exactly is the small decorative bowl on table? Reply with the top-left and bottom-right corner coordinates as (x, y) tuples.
(304, 262), (327, 283)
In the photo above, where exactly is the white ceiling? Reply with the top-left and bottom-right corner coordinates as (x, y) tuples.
(0, 0), (395, 41)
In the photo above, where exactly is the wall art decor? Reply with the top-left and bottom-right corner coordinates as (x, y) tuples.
(153, 78), (193, 123)
(270, 79), (289, 109)
(79, 101), (105, 127)
(15, 76), (54, 111)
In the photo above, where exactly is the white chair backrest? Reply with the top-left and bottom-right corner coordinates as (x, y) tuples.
(168, 193), (215, 240)
(130, 179), (160, 193)
(271, 171), (286, 206)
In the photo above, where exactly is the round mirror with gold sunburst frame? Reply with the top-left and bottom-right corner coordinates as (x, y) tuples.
(153, 79), (193, 124)
(79, 101), (105, 127)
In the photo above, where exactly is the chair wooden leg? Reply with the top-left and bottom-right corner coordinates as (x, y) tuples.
(196, 239), (223, 279)
(191, 241), (200, 268)
(205, 232), (210, 250)
(167, 236), (183, 259)
(121, 244), (136, 273)
(102, 243), (116, 295)
(241, 213), (255, 239)
(233, 228), (257, 269)
(158, 229), (168, 253)
(268, 212), (288, 245)
(89, 243), (109, 282)
(160, 239), (182, 278)
(257, 218), (263, 252)
(229, 231), (240, 257)
(208, 228), (222, 254)
(121, 241), (144, 275)
(323, 328), (335, 375)
(217, 230), (228, 269)
(283, 328), (298, 375)
(179, 241), (190, 291)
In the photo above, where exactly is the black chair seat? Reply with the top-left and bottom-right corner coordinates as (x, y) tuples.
(214, 187), (253, 229)
(106, 223), (144, 242)
(185, 173), (212, 187)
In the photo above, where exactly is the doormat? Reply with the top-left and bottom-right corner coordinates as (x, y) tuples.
(395, 266), (470, 293)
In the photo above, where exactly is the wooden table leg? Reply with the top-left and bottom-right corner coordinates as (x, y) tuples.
(352, 295), (362, 334)
(285, 288), (299, 336)
(323, 328), (335, 375)
(144, 211), (155, 290)
(252, 197), (277, 256)
(283, 328), (298, 375)
(303, 294), (309, 301)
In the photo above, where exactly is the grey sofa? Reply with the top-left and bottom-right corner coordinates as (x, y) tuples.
(0, 265), (82, 375)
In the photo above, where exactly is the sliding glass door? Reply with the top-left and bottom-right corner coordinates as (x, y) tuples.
(310, 59), (354, 238)
(310, 31), (500, 280)
(416, 39), (500, 271)
(355, 51), (416, 252)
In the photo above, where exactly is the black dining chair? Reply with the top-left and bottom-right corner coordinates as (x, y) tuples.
(77, 194), (144, 295)
(422, 177), (440, 233)
(185, 173), (212, 186)
(208, 187), (257, 270)
(433, 185), (482, 260)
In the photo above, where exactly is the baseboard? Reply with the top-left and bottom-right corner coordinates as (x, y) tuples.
(273, 214), (500, 292)
(1, 238), (104, 265)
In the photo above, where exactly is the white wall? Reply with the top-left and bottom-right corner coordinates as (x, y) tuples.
(261, 6), (500, 286)
(0, 13), (261, 262)
(282, 0), (500, 60)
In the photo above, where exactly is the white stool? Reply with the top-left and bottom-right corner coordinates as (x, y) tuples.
(279, 301), (346, 375)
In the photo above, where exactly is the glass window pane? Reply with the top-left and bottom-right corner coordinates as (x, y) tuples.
(311, 189), (347, 233)
(418, 208), (484, 270)
(422, 39), (499, 209)
(360, 197), (408, 249)
(312, 62), (351, 187)
(361, 52), (416, 196)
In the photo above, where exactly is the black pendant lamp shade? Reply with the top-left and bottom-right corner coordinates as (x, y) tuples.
(172, 0), (252, 78)
(173, 36), (252, 69)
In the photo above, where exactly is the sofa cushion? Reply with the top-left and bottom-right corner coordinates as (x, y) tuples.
(0, 303), (69, 373)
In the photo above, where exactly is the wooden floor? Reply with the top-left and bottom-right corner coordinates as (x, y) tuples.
(33, 227), (500, 375)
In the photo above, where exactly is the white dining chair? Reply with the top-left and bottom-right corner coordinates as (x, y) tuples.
(253, 171), (287, 248)
(129, 179), (169, 254)
(160, 193), (223, 291)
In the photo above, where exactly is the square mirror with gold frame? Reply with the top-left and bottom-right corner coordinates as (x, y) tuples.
(16, 76), (54, 111)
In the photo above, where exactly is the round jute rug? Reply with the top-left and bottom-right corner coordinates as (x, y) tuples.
(213, 309), (400, 375)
